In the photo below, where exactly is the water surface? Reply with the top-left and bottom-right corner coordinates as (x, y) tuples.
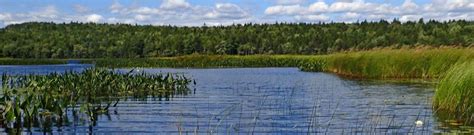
(0, 66), (470, 134)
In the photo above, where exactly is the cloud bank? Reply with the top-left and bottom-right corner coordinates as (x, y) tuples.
(0, 0), (474, 27)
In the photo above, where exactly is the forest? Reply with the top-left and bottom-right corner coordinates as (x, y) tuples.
(0, 19), (473, 58)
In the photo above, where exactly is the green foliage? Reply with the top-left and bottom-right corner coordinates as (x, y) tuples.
(1, 20), (474, 58)
(0, 68), (192, 129)
(434, 61), (474, 123)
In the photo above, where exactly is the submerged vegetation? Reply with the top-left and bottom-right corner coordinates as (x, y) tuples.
(433, 61), (474, 123)
(0, 68), (192, 130)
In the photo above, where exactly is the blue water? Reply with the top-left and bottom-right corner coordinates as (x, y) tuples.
(0, 64), (94, 75)
(0, 65), (469, 134)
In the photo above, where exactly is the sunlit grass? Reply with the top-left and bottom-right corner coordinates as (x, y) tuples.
(433, 61), (474, 123)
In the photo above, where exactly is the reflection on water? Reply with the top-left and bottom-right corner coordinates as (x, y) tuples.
(0, 66), (472, 134)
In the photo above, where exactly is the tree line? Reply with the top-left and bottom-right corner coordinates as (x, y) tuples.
(0, 19), (473, 58)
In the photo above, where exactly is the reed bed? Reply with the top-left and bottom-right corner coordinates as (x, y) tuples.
(0, 68), (192, 130)
(300, 47), (474, 79)
(84, 55), (311, 68)
(433, 61), (474, 123)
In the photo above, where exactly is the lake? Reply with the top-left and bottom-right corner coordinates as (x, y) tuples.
(0, 65), (471, 134)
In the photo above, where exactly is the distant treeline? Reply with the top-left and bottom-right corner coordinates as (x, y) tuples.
(0, 19), (473, 58)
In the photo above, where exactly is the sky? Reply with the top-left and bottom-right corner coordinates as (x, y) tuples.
(0, 0), (474, 27)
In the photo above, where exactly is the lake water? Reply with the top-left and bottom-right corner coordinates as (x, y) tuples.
(0, 65), (471, 134)
(0, 64), (94, 75)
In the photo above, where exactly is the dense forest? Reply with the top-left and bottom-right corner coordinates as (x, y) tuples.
(0, 19), (473, 58)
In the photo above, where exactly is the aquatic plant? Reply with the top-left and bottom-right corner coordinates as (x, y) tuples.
(0, 68), (192, 130)
(433, 61), (474, 123)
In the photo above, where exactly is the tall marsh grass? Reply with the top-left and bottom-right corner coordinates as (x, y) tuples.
(86, 55), (311, 68)
(433, 61), (474, 123)
(301, 47), (474, 79)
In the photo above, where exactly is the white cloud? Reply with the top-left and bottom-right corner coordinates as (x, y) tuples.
(105, 1), (252, 26)
(265, 5), (307, 15)
(0, 5), (59, 25)
(134, 14), (151, 21)
(424, 0), (474, 12)
(85, 14), (103, 22)
(132, 7), (161, 15)
(295, 14), (329, 21)
(264, 0), (474, 23)
(335, 0), (354, 2)
(205, 3), (249, 19)
(1, 0), (474, 27)
(308, 2), (328, 13)
(400, 15), (422, 22)
(328, 0), (379, 13)
(0, 13), (12, 21)
(274, 0), (306, 5)
(342, 12), (360, 19)
(160, 0), (191, 9)
(367, 14), (388, 21)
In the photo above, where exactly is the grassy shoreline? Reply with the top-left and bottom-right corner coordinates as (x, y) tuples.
(1, 48), (472, 78)
(84, 55), (312, 68)
(301, 47), (474, 79)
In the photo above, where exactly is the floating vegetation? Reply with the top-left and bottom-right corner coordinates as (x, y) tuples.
(433, 61), (474, 123)
(0, 68), (192, 130)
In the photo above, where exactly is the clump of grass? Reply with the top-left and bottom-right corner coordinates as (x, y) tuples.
(433, 61), (474, 123)
(299, 56), (327, 72)
(0, 68), (192, 130)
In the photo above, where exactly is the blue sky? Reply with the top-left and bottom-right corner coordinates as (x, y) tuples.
(1, 0), (473, 27)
